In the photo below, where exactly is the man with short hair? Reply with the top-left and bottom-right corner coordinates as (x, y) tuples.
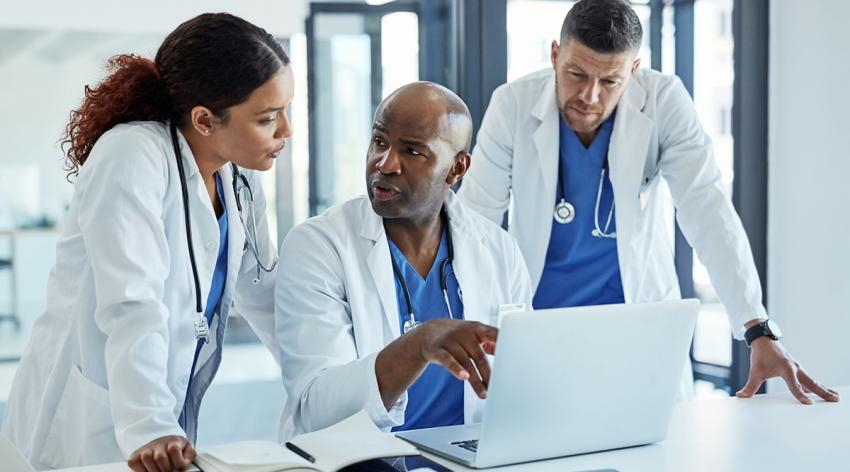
(275, 82), (533, 437)
(459, 0), (837, 403)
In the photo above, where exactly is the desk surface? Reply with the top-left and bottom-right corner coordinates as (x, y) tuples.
(57, 386), (850, 472)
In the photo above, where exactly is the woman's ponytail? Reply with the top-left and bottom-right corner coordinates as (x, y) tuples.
(61, 54), (174, 178)
(61, 13), (290, 179)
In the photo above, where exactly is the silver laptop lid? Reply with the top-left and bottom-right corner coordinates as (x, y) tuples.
(474, 299), (699, 468)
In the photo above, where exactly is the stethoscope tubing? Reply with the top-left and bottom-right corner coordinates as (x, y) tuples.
(171, 124), (204, 315)
(555, 150), (616, 238)
(390, 206), (458, 332)
(170, 123), (276, 338)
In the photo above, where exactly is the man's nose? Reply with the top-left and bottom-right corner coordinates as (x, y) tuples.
(577, 79), (601, 105)
(376, 147), (401, 174)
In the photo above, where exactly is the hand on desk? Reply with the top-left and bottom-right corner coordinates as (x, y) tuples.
(128, 435), (196, 472)
(736, 337), (840, 404)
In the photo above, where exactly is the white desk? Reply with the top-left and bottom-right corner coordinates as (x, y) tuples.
(56, 386), (850, 472)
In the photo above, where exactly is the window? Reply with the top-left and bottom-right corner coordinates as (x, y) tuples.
(691, 0), (735, 374)
(507, 1), (652, 81)
(306, 4), (420, 216)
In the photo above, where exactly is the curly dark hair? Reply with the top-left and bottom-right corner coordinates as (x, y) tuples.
(61, 12), (290, 178)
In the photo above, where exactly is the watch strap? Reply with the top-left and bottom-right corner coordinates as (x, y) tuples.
(744, 321), (777, 346)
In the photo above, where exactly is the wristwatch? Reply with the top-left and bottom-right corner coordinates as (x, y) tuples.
(744, 319), (782, 347)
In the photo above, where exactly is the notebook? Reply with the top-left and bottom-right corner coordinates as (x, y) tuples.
(195, 411), (420, 472)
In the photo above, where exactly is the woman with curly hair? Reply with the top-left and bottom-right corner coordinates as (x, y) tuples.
(2, 13), (293, 471)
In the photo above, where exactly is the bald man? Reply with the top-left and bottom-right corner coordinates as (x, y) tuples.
(275, 82), (533, 437)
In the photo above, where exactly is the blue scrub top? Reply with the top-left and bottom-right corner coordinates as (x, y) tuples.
(533, 113), (625, 309)
(388, 227), (465, 432)
(180, 172), (228, 428)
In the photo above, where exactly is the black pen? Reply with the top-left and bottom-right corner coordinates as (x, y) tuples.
(285, 441), (316, 463)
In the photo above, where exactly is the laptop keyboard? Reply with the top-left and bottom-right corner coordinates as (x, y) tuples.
(451, 439), (478, 452)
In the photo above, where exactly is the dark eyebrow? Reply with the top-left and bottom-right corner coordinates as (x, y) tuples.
(400, 138), (431, 151)
(253, 106), (285, 115)
(565, 62), (624, 80)
(372, 122), (388, 133)
(564, 62), (586, 73)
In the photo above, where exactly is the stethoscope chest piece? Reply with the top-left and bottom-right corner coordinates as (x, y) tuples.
(403, 319), (422, 334)
(554, 199), (576, 224)
(194, 314), (210, 343)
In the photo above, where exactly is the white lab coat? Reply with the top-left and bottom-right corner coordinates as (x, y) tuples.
(458, 69), (768, 396)
(275, 192), (533, 439)
(1, 122), (279, 470)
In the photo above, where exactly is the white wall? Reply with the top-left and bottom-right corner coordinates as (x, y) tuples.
(0, 1), (306, 226)
(768, 0), (850, 390)
(1, 0), (305, 36)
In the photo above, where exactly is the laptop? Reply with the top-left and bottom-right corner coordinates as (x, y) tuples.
(395, 299), (699, 468)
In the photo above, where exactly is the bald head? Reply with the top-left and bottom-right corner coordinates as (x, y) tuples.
(366, 82), (474, 223)
(376, 81), (473, 156)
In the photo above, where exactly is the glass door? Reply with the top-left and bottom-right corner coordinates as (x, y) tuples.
(306, 1), (421, 215)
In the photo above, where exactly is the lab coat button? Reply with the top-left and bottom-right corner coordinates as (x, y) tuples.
(205, 241), (216, 251)
(180, 375), (189, 385)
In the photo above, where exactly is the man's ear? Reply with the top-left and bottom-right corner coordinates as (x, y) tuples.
(631, 57), (641, 76)
(550, 40), (560, 69)
(447, 151), (471, 186)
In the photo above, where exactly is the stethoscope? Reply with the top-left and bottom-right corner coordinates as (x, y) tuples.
(390, 206), (461, 334)
(553, 152), (617, 238)
(170, 123), (278, 343)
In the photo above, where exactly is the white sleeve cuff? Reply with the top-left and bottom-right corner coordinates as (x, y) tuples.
(118, 426), (187, 459)
(362, 352), (407, 430)
(731, 312), (769, 340)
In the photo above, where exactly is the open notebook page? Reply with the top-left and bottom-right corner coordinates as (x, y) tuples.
(289, 411), (419, 471)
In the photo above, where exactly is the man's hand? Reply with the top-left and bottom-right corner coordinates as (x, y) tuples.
(128, 435), (196, 472)
(736, 337), (840, 404)
(416, 319), (498, 399)
(376, 319), (498, 409)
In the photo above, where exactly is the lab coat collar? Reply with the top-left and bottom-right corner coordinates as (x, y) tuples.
(171, 123), (201, 180)
(531, 71), (558, 122)
(442, 191), (485, 244)
(531, 73), (560, 206)
(360, 191), (485, 338)
(358, 190), (482, 243)
(608, 74), (653, 264)
(529, 71), (650, 207)
(529, 69), (649, 120)
(620, 73), (648, 112)
(608, 75), (653, 193)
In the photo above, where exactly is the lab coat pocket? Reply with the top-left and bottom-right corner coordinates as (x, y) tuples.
(39, 365), (122, 469)
(638, 173), (661, 211)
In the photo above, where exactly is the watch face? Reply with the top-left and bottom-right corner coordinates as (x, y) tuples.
(766, 320), (782, 339)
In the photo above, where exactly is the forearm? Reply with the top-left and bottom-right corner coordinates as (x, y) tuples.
(375, 330), (428, 410)
(102, 324), (185, 456)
